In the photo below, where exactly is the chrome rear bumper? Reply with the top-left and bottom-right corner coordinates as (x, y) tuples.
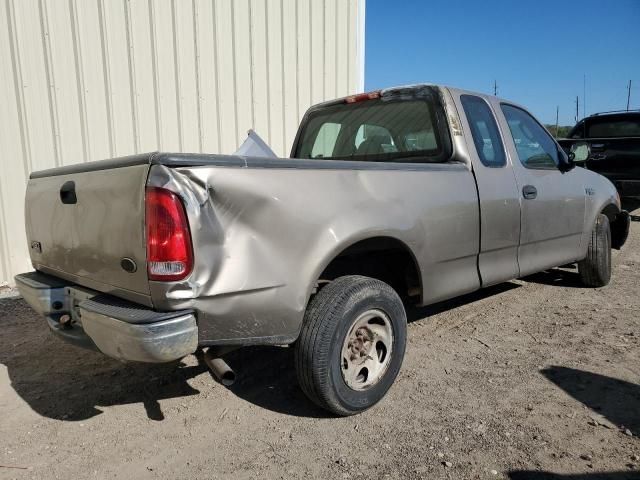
(14, 271), (198, 363)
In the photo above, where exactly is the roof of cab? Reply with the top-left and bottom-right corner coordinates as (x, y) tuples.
(306, 83), (514, 113)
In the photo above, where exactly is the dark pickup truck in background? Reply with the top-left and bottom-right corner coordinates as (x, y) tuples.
(559, 111), (640, 201)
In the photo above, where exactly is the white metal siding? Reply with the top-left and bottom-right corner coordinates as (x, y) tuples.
(0, 0), (365, 285)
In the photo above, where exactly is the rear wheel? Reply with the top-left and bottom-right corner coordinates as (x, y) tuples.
(294, 275), (407, 416)
(578, 214), (611, 287)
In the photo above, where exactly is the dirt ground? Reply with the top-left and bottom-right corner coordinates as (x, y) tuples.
(1, 212), (639, 480)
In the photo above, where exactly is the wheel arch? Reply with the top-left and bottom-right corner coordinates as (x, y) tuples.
(600, 202), (620, 222)
(600, 202), (629, 250)
(305, 235), (423, 308)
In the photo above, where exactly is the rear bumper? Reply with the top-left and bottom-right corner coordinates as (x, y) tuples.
(14, 272), (198, 363)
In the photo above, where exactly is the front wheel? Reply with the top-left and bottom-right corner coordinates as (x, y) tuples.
(294, 275), (407, 416)
(578, 214), (611, 287)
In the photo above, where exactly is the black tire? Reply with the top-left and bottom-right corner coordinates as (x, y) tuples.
(578, 214), (611, 287)
(294, 275), (407, 416)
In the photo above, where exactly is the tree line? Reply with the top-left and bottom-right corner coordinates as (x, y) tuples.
(544, 125), (573, 138)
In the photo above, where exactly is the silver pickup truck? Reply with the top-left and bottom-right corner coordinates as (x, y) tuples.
(15, 84), (629, 416)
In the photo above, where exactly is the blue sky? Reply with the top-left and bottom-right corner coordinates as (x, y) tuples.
(364, 0), (640, 126)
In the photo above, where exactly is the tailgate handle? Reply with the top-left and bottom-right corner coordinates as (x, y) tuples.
(60, 181), (77, 204)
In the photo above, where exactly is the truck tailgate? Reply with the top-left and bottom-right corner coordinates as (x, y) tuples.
(25, 161), (151, 302)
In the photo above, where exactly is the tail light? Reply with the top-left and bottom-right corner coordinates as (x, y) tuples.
(345, 90), (381, 104)
(145, 187), (193, 281)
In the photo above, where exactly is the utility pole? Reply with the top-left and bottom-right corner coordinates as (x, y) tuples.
(583, 74), (586, 118)
(493, 80), (498, 96)
(575, 96), (579, 122)
(555, 106), (559, 138)
(627, 80), (632, 111)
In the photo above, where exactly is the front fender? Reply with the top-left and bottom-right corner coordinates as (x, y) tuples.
(611, 210), (630, 250)
(579, 168), (622, 255)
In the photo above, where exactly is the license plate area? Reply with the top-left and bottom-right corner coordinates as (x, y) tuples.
(64, 286), (96, 325)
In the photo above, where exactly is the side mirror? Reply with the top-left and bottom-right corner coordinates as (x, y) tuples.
(570, 141), (590, 164)
(557, 146), (575, 173)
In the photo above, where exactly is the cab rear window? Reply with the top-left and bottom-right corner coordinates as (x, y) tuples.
(294, 95), (451, 163)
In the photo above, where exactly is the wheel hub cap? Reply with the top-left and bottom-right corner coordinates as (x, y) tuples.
(341, 309), (393, 391)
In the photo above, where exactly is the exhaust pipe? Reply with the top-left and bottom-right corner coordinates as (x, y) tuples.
(203, 347), (237, 386)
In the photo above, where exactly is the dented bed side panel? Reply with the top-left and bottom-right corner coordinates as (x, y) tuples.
(146, 160), (480, 345)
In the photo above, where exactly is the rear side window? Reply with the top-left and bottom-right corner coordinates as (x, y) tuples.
(294, 94), (451, 163)
(586, 116), (640, 138)
(460, 95), (506, 167)
(501, 104), (559, 170)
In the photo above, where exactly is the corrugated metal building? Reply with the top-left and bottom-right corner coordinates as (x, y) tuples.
(0, 0), (365, 285)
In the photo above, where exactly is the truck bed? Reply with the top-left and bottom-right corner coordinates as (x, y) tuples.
(31, 151), (465, 180)
(25, 150), (478, 341)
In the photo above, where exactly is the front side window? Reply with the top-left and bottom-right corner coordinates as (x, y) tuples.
(501, 104), (558, 170)
(311, 122), (342, 158)
(569, 121), (585, 139)
(295, 94), (451, 163)
(460, 95), (506, 167)
(354, 124), (396, 153)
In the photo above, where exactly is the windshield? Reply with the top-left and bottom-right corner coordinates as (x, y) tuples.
(294, 96), (450, 163)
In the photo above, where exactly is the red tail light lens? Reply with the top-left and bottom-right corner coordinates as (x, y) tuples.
(145, 187), (193, 281)
(345, 90), (381, 104)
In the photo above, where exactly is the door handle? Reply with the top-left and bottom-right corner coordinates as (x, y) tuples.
(60, 180), (77, 204)
(522, 185), (537, 200)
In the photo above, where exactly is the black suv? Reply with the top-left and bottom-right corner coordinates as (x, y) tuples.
(559, 111), (640, 199)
